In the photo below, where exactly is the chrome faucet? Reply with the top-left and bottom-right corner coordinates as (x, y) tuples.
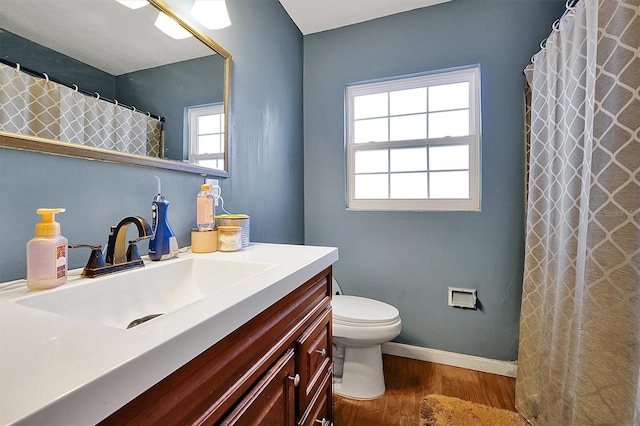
(105, 216), (153, 265)
(70, 216), (153, 278)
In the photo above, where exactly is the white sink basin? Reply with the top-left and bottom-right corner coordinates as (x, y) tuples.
(15, 257), (275, 329)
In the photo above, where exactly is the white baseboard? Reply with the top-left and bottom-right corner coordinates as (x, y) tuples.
(382, 342), (517, 378)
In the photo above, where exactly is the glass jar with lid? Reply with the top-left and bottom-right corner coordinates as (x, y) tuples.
(217, 225), (243, 252)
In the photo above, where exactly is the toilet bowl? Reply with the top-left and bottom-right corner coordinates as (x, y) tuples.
(331, 278), (401, 399)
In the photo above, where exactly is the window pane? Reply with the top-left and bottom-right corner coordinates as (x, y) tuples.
(390, 114), (426, 141)
(198, 135), (221, 154)
(390, 173), (428, 199)
(429, 145), (469, 171)
(428, 110), (469, 138)
(355, 149), (388, 173)
(199, 114), (220, 134)
(390, 147), (427, 172)
(354, 118), (388, 143)
(429, 171), (469, 198)
(355, 174), (388, 199)
(354, 93), (388, 119)
(196, 159), (224, 170)
(429, 82), (469, 112)
(390, 88), (426, 115)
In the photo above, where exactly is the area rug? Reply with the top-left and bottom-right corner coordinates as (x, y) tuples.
(419, 394), (529, 426)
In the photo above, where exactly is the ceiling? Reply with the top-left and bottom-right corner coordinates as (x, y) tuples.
(0, 0), (213, 75)
(278, 0), (451, 35)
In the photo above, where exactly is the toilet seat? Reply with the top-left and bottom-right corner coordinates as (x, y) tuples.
(332, 295), (400, 326)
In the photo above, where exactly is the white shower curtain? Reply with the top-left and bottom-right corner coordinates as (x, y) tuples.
(517, 0), (640, 425)
(0, 62), (162, 156)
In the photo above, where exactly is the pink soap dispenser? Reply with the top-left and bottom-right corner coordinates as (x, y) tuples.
(26, 208), (68, 290)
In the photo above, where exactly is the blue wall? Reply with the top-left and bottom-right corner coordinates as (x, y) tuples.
(303, 0), (565, 360)
(0, 0), (303, 282)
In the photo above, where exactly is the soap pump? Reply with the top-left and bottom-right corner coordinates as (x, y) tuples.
(26, 208), (68, 290)
(148, 176), (178, 261)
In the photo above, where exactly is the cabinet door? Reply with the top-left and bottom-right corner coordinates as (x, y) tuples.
(298, 369), (333, 426)
(220, 349), (296, 426)
(295, 306), (332, 413)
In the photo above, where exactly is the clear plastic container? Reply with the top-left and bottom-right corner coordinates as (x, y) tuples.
(197, 184), (215, 231)
(215, 214), (250, 248)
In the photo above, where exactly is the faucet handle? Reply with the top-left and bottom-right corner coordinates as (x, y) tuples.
(126, 236), (152, 262)
(68, 244), (108, 274)
(130, 235), (153, 244)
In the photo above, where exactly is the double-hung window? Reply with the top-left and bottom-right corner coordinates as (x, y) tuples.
(187, 103), (225, 171)
(346, 66), (481, 211)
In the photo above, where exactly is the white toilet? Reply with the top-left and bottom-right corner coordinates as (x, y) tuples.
(331, 277), (402, 399)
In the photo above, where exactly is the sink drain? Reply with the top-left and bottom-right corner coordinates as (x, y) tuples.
(127, 313), (163, 329)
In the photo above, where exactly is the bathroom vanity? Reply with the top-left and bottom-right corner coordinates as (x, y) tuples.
(101, 266), (333, 425)
(0, 243), (337, 425)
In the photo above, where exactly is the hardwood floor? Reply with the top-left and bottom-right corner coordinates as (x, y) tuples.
(334, 354), (516, 426)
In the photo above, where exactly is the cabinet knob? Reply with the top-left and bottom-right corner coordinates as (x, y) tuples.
(315, 418), (330, 426)
(316, 348), (327, 357)
(288, 373), (300, 387)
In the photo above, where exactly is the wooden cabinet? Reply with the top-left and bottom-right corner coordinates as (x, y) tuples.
(220, 349), (296, 426)
(296, 307), (332, 417)
(100, 267), (333, 426)
(299, 370), (332, 426)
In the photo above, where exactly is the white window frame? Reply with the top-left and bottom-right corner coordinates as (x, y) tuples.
(187, 103), (225, 170)
(346, 66), (481, 211)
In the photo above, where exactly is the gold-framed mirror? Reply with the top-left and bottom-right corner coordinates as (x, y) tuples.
(0, 0), (231, 177)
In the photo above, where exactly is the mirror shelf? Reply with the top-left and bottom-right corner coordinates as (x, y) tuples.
(0, 130), (224, 176)
(0, 0), (231, 178)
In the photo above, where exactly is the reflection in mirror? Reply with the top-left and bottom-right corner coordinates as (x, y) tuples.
(0, 0), (230, 176)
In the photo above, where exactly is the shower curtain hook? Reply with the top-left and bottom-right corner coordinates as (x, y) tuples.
(15, 63), (20, 73)
(43, 73), (49, 83)
(540, 39), (547, 50)
(565, 0), (576, 17)
(147, 112), (151, 117)
(95, 92), (100, 100)
(73, 84), (79, 92)
(552, 19), (561, 32)
(114, 99), (118, 106)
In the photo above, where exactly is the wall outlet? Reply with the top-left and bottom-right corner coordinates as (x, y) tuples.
(205, 179), (220, 206)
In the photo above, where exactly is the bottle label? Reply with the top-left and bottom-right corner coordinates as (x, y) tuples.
(56, 244), (67, 279)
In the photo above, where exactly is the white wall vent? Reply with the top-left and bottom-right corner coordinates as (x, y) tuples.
(448, 287), (477, 309)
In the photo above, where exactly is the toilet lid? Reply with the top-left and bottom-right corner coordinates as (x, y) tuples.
(332, 295), (400, 325)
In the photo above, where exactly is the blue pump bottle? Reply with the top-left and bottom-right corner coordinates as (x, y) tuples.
(148, 176), (178, 261)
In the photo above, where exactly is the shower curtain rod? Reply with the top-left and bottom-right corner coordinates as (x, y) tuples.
(0, 57), (165, 122)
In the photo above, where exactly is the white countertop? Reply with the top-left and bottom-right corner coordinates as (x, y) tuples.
(0, 243), (338, 426)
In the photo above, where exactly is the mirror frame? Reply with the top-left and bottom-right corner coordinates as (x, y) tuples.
(0, 0), (231, 177)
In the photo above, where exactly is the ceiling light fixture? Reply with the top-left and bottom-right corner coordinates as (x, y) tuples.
(115, 0), (148, 9)
(191, 0), (231, 30)
(154, 12), (192, 40)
